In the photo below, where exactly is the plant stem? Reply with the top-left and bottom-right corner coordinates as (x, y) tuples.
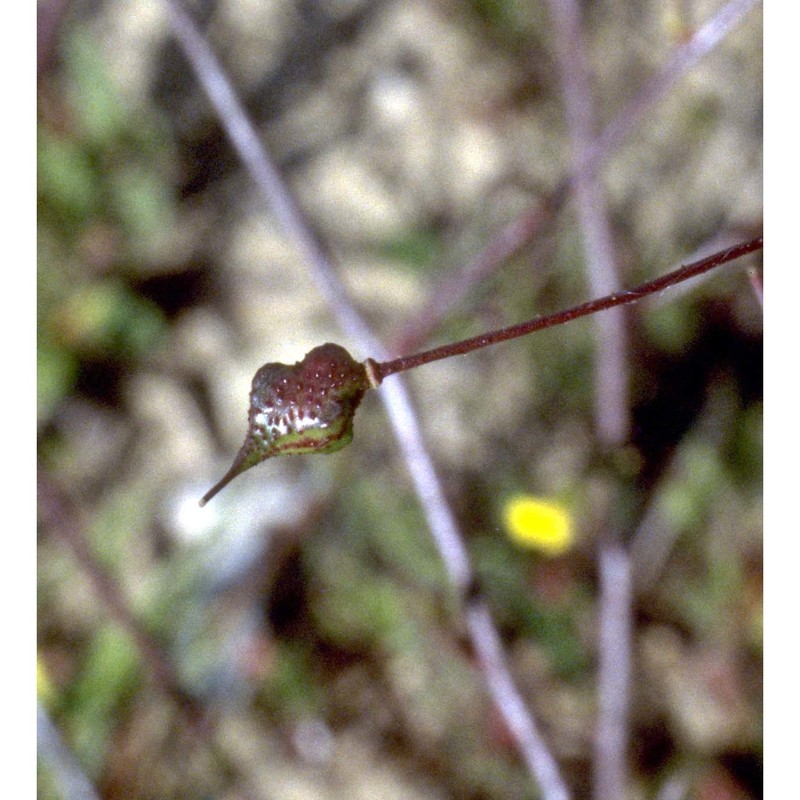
(165, 5), (572, 796)
(371, 237), (762, 383)
(392, 0), (761, 355)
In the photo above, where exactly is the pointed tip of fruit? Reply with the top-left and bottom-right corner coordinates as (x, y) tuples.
(199, 343), (371, 506)
(199, 442), (258, 507)
(198, 474), (230, 507)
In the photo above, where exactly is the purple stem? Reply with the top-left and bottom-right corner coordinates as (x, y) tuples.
(393, 0), (761, 354)
(545, 0), (629, 446)
(546, 2), (630, 796)
(375, 238), (762, 380)
(163, 2), (572, 797)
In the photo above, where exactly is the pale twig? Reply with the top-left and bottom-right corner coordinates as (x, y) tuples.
(38, 704), (102, 800)
(163, 2), (571, 797)
(160, 0), (470, 594)
(545, 0), (629, 445)
(545, 2), (630, 798)
(591, 0), (762, 173)
(593, 545), (634, 800)
(465, 603), (571, 800)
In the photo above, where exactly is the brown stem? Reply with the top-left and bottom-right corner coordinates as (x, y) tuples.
(392, 0), (761, 355)
(372, 237), (762, 382)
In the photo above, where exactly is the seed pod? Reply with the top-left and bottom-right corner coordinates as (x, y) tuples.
(200, 343), (371, 506)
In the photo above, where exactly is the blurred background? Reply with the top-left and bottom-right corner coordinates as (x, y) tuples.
(37, 0), (762, 798)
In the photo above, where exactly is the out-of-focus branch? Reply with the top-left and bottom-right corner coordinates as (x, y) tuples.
(393, 0), (761, 355)
(465, 603), (570, 800)
(37, 474), (204, 724)
(591, 0), (762, 172)
(545, 1), (631, 798)
(391, 191), (563, 357)
(593, 544), (633, 800)
(37, 472), (262, 800)
(38, 704), (103, 800)
(546, 0), (628, 445)
(160, 0), (470, 597)
(162, 2), (571, 798)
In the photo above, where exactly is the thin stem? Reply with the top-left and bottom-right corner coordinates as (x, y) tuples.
(545, 2), (632, 797)
(465, 602), (571, 800)
(163, 3), (570, 797)
(593, 544), (633, 800)
(374, 237), (762, 381)
(392, 0), (760, 354)
(163, 0), (374, 349)
(546, 0), (629, 447)
(38, 704), (103, 800)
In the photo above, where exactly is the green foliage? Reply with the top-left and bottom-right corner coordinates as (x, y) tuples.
(657, 440), (725, 535)
(730, 403), (763, 484)
(63, 626), (142, 776)
(472, 533), (589, 680)
(468, 0), (550, 42)
(379, 228), (443, 275)
(37, 129), (101, 223)
(62, 30), (131, 145)
(51, 279), (165, 359)
(262, 643), (325, 718)
(309, 538), (417, 652)
(38, 28), (173, 424)
(37, 339), (79, 425)
(339, 475), (449, 590)
(645, 300), (701, 355)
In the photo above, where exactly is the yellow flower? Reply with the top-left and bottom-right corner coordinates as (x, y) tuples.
(37, 657), (56, 707)
(502, 495), (573, 556)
